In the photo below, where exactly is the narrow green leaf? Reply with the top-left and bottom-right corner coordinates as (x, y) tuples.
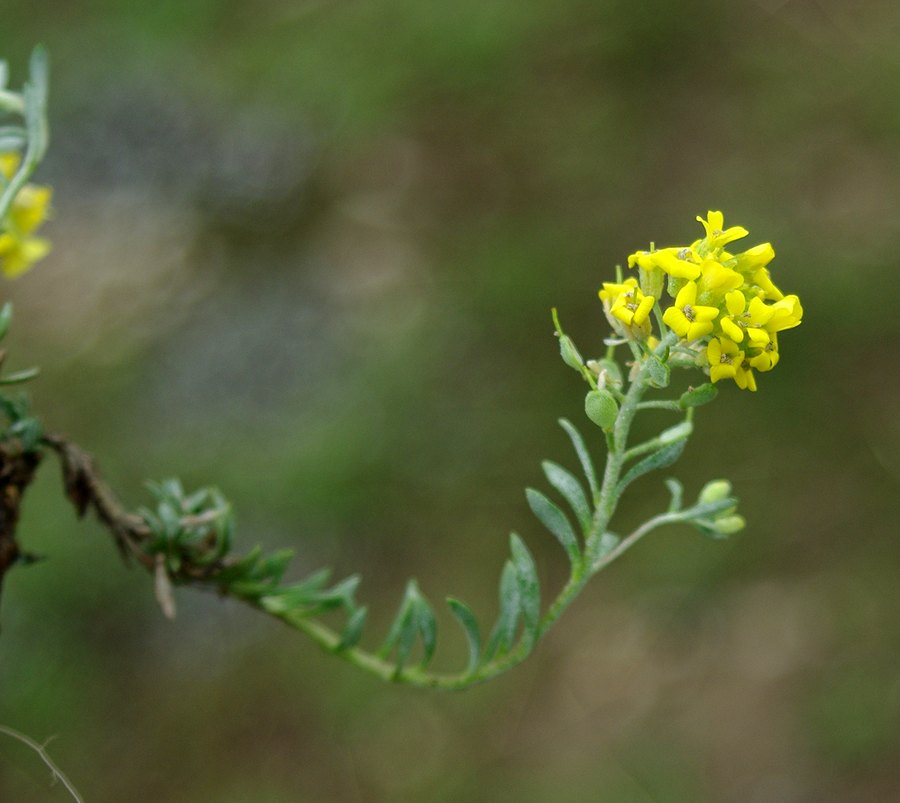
(447, 597), (481, 675)
(558, 418), (599, 501)
(585, 389), (618, 431)
(484, 561), (522, 661)
(378, 581), (416, 663)
(0, 367), (40, 386)
(616, 440), (687, 495)
(313, 574), (361, 611)
(411, 590), (438, 668)
(526, 488), (580, 565)
(338, 606), (368, 650)
(509, 533), (540, 648)
(679, 382), (718, 408)
(542, 460), (592, 536)
(214, 545), (263, 583)
(646, 355), (670, 388)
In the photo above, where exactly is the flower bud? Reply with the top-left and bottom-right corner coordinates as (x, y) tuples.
(698, 479), (732, 505)
(558, 334), (583, 372)
(712, 514), (745, 535)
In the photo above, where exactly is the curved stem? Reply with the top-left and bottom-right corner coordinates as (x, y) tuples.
(263, 331), (683, 690)
(0, 725), (84, 803)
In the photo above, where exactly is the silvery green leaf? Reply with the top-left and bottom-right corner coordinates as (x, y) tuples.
(509, 533), (540, 648)
(526, 488), (580, 566)
(411, 588), (437, 667)
(447, 597), (481, 675)
(484, 561), (521, 661)
(338, 606), (368, 650)
(617, 440), (687, 495)
(542, 460), (592, 536)
(558, 418), (599, 501)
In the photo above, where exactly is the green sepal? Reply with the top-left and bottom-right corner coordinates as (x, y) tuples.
(526, 488), (580, 566)
(558, 334), (584, 372)
(585, 389), (618, 431)
(596, 357), (623, 387)
(447, 597), (481, 675)
(645, 355), (670, 388)
(679, 383), (718, 408)
(542, 460), (592, 536)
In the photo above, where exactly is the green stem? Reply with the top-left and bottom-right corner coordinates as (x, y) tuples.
(263, 330), (683, 690)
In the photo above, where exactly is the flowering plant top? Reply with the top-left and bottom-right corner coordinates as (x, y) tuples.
(612, 211), (803, 392)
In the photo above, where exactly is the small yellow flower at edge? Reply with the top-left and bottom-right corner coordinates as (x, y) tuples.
(663, 281), (718, 341)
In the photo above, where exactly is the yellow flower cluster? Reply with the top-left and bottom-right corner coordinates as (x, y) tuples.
(600, 211), (803, 391)
(0, 152), (53, 278)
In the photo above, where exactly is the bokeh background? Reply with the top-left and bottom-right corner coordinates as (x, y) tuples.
(1, 1), (898, 800)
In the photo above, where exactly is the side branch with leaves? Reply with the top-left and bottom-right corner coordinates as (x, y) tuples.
(0, 47), (804, 689)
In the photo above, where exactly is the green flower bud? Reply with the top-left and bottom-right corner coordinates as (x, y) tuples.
(698, 479), (732, 505)
(712, 514), (745, 535)
(558, 334), (584, 372)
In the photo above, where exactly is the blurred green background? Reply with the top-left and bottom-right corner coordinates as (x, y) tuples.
(1, 0), (899, 800)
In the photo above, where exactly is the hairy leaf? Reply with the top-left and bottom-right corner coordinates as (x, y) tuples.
(447, 597), (481, 675)
(617, 440), (687, 495)
(484, 561), (522, 661)
(526, 488), (580, 566)
(542, 460), (592, 536)
(558, 418), (599, 501)
(509, 533), (540, 648)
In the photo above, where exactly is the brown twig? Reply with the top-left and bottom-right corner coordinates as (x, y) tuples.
(0, 442), (42, 610)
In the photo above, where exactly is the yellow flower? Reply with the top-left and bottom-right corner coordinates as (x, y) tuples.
(0, 150), (53, 278)
(609, 282), (655, 328)
(765, 294), (803, 333)
(696, 259), (743, 301)
(696, 210), (749, 250)
(733, 242), (775, 273)
(707, 337), (758, 391)
(735, 360), (757, 392)
(707, 336), (743, 383)
(663, 281), (719, 341)
(748, 334), (780, 372)
(719, 290), (773, 347)
(0, 234), (51, 278)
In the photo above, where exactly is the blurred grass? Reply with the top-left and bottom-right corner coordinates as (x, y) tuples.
(1, 0), (899, 800)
